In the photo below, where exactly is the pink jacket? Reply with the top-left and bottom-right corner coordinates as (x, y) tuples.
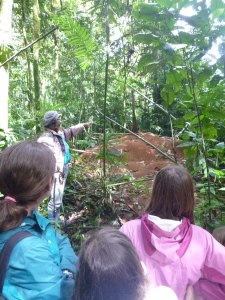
(120, 214), (225, 300)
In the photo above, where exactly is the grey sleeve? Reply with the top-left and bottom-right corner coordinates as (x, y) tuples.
(63, 124), (84, 141)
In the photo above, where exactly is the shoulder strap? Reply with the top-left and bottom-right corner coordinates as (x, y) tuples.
(0, 231), (35, 292)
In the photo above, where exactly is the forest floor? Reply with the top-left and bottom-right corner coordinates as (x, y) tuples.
(62, 132), (186, 251)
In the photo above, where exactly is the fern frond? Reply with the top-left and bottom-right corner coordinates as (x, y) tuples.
(56, 15), (97, 69)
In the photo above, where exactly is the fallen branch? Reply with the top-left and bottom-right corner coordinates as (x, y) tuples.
(97, 110), (177, 164)
(0, 27), (58, 68)
(71, 149), (99, 155)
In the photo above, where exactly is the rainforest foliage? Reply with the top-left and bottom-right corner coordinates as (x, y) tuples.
(1, 0), (225, 230)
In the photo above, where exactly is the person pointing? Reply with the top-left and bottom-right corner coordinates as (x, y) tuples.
(38, 111), (93, 221)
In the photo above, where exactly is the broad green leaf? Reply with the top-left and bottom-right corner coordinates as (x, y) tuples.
(211, 0), (225, 11)
(190, 115), (204, 126)
(139, 61), (163, 75)
(209, 74), (223, 87)
(176, 141), (196, 148)
(134, 33), (159, 44)
(178, 31), (195, 44)
(161, 86), (176, 105)
(182, 131), (196, 139)
(133, 2), (159, 14)
(211, 169), (225, 176)
(137, 54), (155, 70)
(183, 112), (196, 121)
(211, 8), (224, 21)
(202, 125), (217, 139)
(215, 142), (225, 151)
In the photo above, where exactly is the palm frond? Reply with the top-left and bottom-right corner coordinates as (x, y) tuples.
(56, 16), (97, 68)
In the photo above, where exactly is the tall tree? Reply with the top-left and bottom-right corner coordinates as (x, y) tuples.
(32, 0), (41, 132)
(0, 0), (13, 130)
(21, 0), (34, 114)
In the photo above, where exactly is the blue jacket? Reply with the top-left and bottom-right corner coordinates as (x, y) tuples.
(0, 211), (78, 300)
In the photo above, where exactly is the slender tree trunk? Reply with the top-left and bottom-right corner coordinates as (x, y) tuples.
(0, 0), (13, 130)
(122, 38), (127, 129)
(21, 0), (34, 115)
(32, 0), (41, 133)
(131, 90), (139, 133)
(51, 0), (59, 103)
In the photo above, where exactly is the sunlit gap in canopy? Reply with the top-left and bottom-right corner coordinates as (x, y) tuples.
(172, 0), (223, 65)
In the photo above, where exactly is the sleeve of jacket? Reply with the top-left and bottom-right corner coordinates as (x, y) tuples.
(63, 124), (84, 141)
(3, 235), (75, 300)
(55, 230), (78, 273)
(193, 231), (225, 300)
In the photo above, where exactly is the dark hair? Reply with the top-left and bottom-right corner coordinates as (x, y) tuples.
(212, 227), (225, 247)
(75, 227), (146, 300)
(0, 141), (55, 231)
(45, 119), (57, 130)
(145, 165), (195, 224)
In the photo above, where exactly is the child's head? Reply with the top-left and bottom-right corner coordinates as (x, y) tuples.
(212, 227), (225, 247)
(0, 141), (55, 231)
(75, 227), (146, 300)
(145, 165), (195, 223)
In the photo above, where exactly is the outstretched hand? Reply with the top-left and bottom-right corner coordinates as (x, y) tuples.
(83, 122), (94, 127)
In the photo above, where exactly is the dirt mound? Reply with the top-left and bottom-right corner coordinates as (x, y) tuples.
(81, 132), (185, 179)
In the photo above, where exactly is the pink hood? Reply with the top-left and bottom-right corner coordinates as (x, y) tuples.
(141, 214), (193, 264)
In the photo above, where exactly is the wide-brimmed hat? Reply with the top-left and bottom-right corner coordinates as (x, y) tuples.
(43, 111), (61, 127)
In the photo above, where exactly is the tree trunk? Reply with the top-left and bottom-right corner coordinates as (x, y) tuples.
(51, 0), (59, 103)
(21, 0), (34, 115)
(0, 0), (13, 130)
(32, 0), (41, 133)
(131, 90), (139, 133)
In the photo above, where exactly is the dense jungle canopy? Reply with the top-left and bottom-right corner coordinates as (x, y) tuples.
(1, 0), (225, 236)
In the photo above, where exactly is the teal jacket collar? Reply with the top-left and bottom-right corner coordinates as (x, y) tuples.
(20, 210), (50, 231)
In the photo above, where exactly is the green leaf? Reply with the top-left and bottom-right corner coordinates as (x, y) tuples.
(56, 16), (97, 69)
(183, 112), (196, 121)
(202, 125), (217, 139)
(134, 33), (159, 44)
(190, 115), (205, 126)
(133, 2), (159, 15)
(137, 54), (155, 70)
(161, 86), (176, 105)
(176, 141), (196, 148)
(215, 142), (225, 151)
(211, 8), (224, 21)
(139, 61), (163, 75)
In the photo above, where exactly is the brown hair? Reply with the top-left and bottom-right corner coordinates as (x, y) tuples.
(0, 141), (55, 231)
(145, 165), (195, 224)
(75, 227), (146, 300)
(212, 227), (225, 247)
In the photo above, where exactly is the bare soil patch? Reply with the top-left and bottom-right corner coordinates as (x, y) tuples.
(65, 132), (186, 250)
(81, 132), (185, 179)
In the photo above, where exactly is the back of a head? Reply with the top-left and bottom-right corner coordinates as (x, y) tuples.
(0, 141), (55, 231)
(145, 165), (195, 223)
(75, 227), (146, 300)
(212, 227), (225, 247)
